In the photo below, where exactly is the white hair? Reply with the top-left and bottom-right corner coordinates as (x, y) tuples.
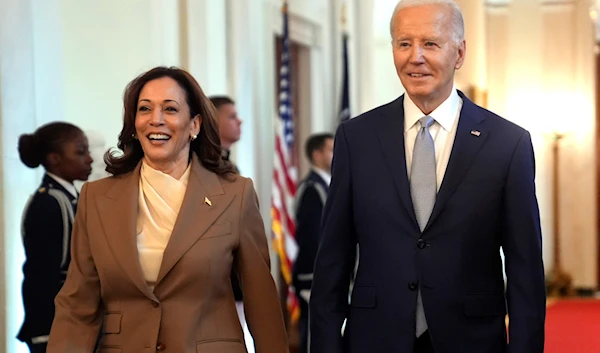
(389, 0), (465, 44)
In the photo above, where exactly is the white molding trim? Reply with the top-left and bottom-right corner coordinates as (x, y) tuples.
(486, 6), (510, 15)
(540, 0), (575, 13)
(538, 0), (575, 5)
(485, 0), (511, 7)
(541, 4), (575, 13)
(270, 4), (322, 48)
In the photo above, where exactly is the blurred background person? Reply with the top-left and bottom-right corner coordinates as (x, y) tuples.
(292, 133), (334, 353)
(17, 122), (93, 353)
(210, 95), (242, 173)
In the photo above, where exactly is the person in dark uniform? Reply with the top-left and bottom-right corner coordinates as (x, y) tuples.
(17, 122), (93, 353)
(292, 133), (334, 353)
(209, 95), (242, 174)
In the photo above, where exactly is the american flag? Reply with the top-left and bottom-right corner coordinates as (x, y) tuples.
(271, 2), (300, 322)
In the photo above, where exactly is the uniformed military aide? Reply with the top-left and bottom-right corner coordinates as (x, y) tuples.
(17, 122), (93, 353)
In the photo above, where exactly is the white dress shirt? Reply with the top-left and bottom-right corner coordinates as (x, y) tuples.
(404, 88), (463, 190)
(46, 172), (78, 198)
(312, 167), (332, 186)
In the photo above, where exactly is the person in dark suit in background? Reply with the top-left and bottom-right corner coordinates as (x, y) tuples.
(309, 1), (546, 353)
(210, 96), (242, 174)
(293, 133), (334, 353)
(17, 122), (93, 353)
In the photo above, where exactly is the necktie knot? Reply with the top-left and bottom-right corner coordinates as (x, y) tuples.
(419, 116), (434, 130)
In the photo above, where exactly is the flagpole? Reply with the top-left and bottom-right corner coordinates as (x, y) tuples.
(338, 0), (350, 123)
(341, 0), (347, 33)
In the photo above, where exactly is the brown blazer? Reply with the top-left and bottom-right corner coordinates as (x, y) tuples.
(47, 156), (288, 353)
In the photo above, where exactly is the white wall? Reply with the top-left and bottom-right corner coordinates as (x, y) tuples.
(485, 0), (597, 287)
(367, 0), (404, 110)
(184, 0), (228, 95)
(0, 0), (38, 350)
(59, 0), (177, 147)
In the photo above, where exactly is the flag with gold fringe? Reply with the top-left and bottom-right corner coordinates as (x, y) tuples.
(271, 0), (300, 323)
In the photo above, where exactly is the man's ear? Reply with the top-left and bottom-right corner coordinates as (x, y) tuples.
(455, 39), (466, 70)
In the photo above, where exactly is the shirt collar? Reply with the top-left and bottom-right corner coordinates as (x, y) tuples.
(312, 167), (331, 186)
(46, 172), (78, 198)
(404, 85), (460, 132)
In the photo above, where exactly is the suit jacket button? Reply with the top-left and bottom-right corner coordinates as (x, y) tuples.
(156, 342), (166, 351)
(417, 239), (427, 249)
(408, 282), (418, 291)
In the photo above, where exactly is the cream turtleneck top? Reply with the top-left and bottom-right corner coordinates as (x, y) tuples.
(136, 161), (191, 288)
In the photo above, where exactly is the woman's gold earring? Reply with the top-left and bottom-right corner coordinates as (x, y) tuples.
(132, 133), (138, 140)
(191, 134), (198, 141)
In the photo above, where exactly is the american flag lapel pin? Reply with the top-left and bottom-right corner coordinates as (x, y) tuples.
(204, 197), (212, 207)
(471, 130), (481, 137)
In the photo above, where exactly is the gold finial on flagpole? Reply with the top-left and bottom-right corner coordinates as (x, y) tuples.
(282, 0), (288, 13)
(341, 1), (347, 31)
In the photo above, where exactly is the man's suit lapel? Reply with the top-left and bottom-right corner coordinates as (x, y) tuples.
(425, 92), (489, 230)
(155, 155), (235, 285)
(97, 162), (157, 300)
(374, 96), (419, 231)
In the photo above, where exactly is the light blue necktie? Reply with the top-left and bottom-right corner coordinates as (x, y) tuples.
(410, 116), (436, 337)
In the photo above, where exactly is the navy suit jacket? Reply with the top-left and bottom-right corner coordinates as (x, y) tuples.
(310, 92), (546, 353)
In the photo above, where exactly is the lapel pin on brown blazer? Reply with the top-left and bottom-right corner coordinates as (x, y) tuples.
(204, 196), (212, 206)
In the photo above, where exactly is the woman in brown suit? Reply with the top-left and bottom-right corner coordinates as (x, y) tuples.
(47, 67), (288, 353)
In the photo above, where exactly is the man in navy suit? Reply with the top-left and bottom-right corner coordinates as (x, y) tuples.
(309, 1), (546, 353)
(293, 133), (334, 353)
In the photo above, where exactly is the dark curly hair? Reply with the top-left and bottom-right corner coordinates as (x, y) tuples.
(104, 66), (235, 177)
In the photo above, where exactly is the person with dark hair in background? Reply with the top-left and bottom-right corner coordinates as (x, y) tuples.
(17, 122), (93, 353)
(209, 95), (242, 174)
(292, 133), (334, 353)
(47, 66), (288, 353)
(209, 95), (254, 352)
